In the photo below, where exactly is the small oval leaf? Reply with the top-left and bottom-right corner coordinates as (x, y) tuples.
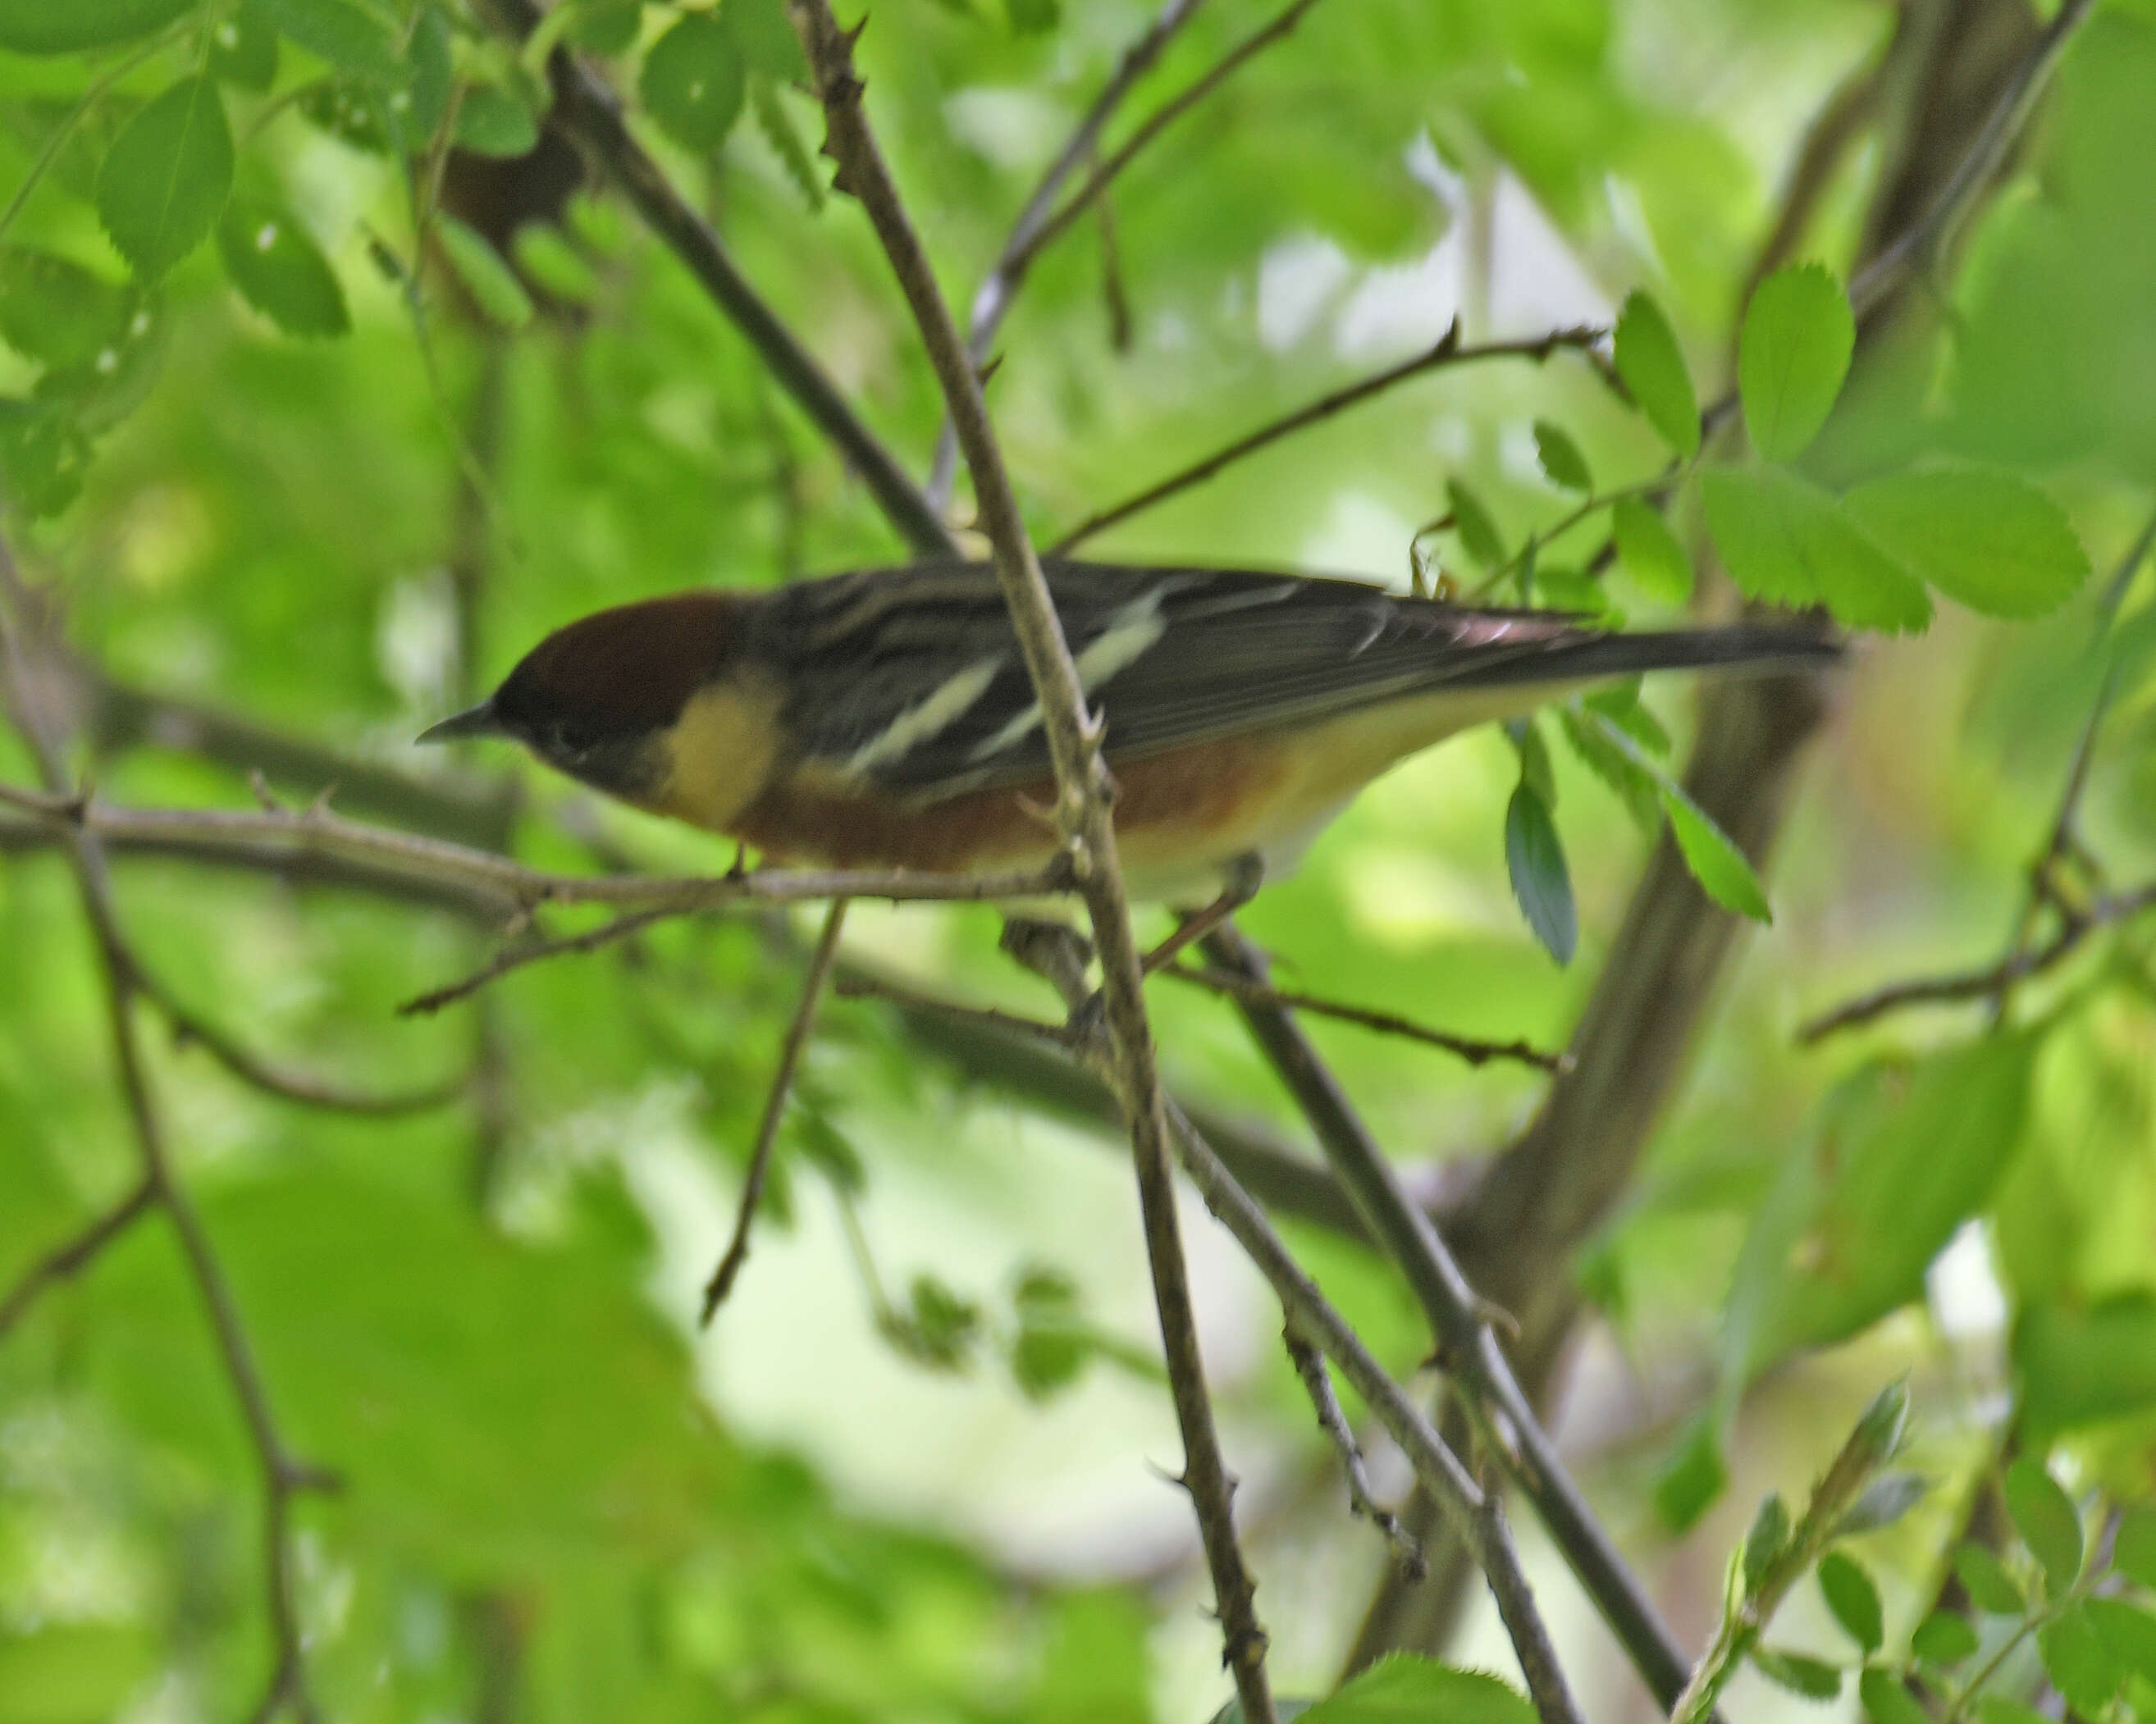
(95, 78), (235, 280)
(1447, 477), (1505, 569)
(1611, 495), (1692, 602)
(641, 12), (747, 153)
(1533, 418), (1592, 491)
(216, 197), (349, 337)
(1702, 467), (1931, 634)
(1819, 1551), (1884, 1654)
(1505, 783), (1575, 966)
(0, 0), (195, 55)
(1738, 263), (1855, 462)
(2003, 1456), (2082, 1599)
(255, 0), (404, 85)
(434, 214), (533, 329)
(1614, 290), (1699, 458)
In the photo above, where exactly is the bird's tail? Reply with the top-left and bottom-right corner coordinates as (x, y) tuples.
(1470, 619), (1843, 688)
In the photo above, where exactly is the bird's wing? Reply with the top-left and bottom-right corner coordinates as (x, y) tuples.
(756, 559), (1826, 799)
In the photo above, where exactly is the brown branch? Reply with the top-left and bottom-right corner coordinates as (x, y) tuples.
(835, 971), (1074, 1046)
(473, 0), (960, 559)
(1797, 880), (2156, 1042)
(928, 0), (1212, 504)
(1201, 921), (1699, 1716)
(701, 897), (850, 1321)
(788, 5), (1276, 1712)
(1802, 504), (2156, 1043)
(1848, 0), (2097, 323)
(1284, 1325), (1426, 1579)
(2, 562), (334, 1724)
(113, 955), (466, 1115)
(1048, 323), (1603, 553)
(0, 782), (1075, 916)
(1159, 960), (1567, 1073)
(1003, 0), (1326, 301)
(0, 1178), (156, 1340)
(399, 905), (674, 1015)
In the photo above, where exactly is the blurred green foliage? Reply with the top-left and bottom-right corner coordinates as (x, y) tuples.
(2, 0), (2155, 1719)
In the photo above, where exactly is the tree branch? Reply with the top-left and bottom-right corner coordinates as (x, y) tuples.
(1048, 323), (1603, 554)
(928, 0), (1213, 505)
(1201, 921), (1702, 1715)
(701, 897), (850, 1320)
(788, 5), (1275, 1711)
(0, 1178), (156, 1341)
(1160, 960), (1566, 1073)
(474, 0), (961, 559)
(1283, 1325), (1426, 1578)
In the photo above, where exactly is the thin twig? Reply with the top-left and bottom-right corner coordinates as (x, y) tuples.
(1160, 962), (1567, 1073)
(117, 955), (464, 1114)
(701, 898), (850, 1322)
(1284, 1325), (1426, 1578)
(1200, 920), (1698, 1717)
(1847, 0), (2097, 322)
(1048, 323), (1603, 553)
(1003, 0), (1327, 300)
(1797, 881), (2156, 1042)
(473, 0), (960, 558)
(835, 971), (1075, 1046)
(789, 5), (1276, 1712)
(1802, 504), (2156, 1043)
(400, 905), (674, 1015)
(928, 0), (1212, 504)
(1, 558), (333, 1724)
(0, 782), (1076, 917)
(0, 1179), (156, 1340)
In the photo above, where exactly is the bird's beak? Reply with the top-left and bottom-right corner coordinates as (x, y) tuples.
(416, 700), (503, 744)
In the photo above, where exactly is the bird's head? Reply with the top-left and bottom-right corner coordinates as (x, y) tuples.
(418, 592), (746, 804)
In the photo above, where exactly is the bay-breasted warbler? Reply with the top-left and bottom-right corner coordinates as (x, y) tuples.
(418, 559), (1835, 900)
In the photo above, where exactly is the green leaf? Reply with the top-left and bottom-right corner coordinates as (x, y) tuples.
(1505, 782), (1574, 965)
(2084, 1598), (2156, 1687)
(0, 249), (132, 369)
(1665, 792), (1770, 922)
(1819, 1552), (1884, 1654)
(1574, 709), (1770, 919)
(434, 213), (534, 329)
(404, 4), (454, 138)
(1560, 705), (1659, 830)
(642, 11), (747, 153)
(1004, 0), (1058, 31)
(1702, 467), (1931, 633)
(2040, 1605), (2125, 1717)
(1912, 1611), (1980, 1667)
(1654, 1415), (1728, 1531)
(94, 77), (235, 280)
(0, 0), (194, 54)
(2015, 1292), (2156, 1438)
(1835, 1471), (1926, 1537)
(1953, 1544), (2024, 1616)
(753, 78), (826, 210)
(1750, 1647), (1843, 1701)
(0, 397), (91, 516)
(2003, 1456), (2083, 1599)
(1857, 1668), (1929, 1724)
(2114, 1506), (2156, 1591)
(1740, 1492), (1790, 1592)
(1843, 467), (2091, 619)
(255, 0), (403, 85)
(1738, 263), (1855, 462)
(1614, 290), (1699, 458)
(1297, 1655), (1537, 1723)
(216, 196), (349, 337)
(455, 83), (542, 157)
(727, 0), (807, 76)
(1976, 1699), (2050, 1724)
(209, 0), (280, 89)
(1727, 1038), (2034, 1374)
(568, 0), (643, 53)
(1448, 477), (1505, 568)
(1611, 495), (1692, 602)
(1533, 418), (1592, 491)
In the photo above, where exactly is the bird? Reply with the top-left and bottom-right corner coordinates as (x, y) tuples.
(418, 559), (1836, 902)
